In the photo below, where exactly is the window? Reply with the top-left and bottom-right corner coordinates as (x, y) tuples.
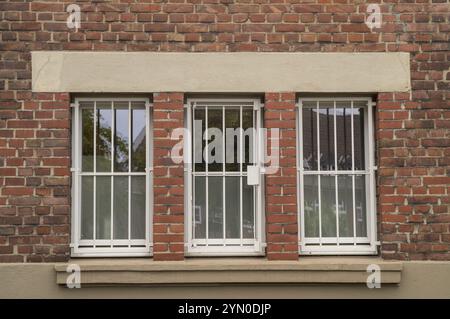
(71, 98), (152, 257)
(185, 99), (265, 256)
(297, 98), (377, 255)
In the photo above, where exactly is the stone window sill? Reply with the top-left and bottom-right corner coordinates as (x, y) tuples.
(55, 257), (402, 286)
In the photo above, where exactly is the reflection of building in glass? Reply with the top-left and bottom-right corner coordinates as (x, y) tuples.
(302, 107), (365, 171)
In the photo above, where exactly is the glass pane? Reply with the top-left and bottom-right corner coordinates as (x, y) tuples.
(337, 175), (354, 237)
(131, 108), (146, 172)
(80, 176), (93, 240)
(194, 176), (206, 239)
(353, 102), (366, 170)
(242, 181), (254, 239)
(114, 105), (129, 172)
(208, 176), (223, 238)
(321, 175), (337, 237)
(225, 109), (240, 172)
(96, 102), (113, 172)
(242, 109), (254, 171)
(319, 101), (335, 170)
(225, 176), (240, 238)
(207, 109), (223, 172)
(304, 175), (319, 237)
(113, 176), (128, 240)
(302, 104), (318, 170)
(131, 176), (146, 239)
(336, 101), (352, 170)
(194, 109), (206, 172)
(355, 175), (367, 237)
(96, 176), (111, 239)
(81, 106), (94, 172)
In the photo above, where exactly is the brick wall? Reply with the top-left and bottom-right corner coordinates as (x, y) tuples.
(265, 93), (298, 260)
(0, 93), (70, 262)
(152, 93), (185, 261)
(0, 1), (449, 261)
(377, 92), (450, 260)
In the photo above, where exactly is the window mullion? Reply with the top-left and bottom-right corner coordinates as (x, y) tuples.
(316, 101), (322, 246)
(128, 101), (132, 246)
(110, 102), (115, 245)
(239, 105), (243, 247)
(93, 101), (97, 246)
(146, 101), (151, 250)
(205, 106), (209, 247)
(222, 105), (226, 246)
(334, 101), (339, 246)
(368, 99), (377, 249)
(191, 104), (196, 244)
(351, 100), (357, 245)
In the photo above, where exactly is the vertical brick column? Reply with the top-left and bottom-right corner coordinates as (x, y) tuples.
(153, 93), (185, 261)
(264, 93), (299, 260)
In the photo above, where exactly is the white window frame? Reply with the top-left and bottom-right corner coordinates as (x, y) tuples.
(297, 97), (378, 255)
(184, 98), (266, 256)
(71, 97), (153, 257)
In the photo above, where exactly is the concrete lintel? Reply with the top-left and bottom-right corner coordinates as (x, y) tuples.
(32, 52), (411, 93)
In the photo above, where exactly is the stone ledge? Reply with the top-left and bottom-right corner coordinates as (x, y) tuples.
(55, 257), (402, 286)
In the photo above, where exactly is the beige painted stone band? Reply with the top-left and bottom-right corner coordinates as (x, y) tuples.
(2, 260), (450, 298)
(31, 51), (411, 93)
(53, 257), (403, 285)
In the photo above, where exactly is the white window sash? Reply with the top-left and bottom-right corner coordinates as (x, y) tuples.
(297, 97), (378, 255)
(71, 97), (153, 257)
(185, 98), (265, 256)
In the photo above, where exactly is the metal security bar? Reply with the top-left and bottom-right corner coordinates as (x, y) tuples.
(185, 99), (264, 256)
(71, 97), (152, 257)
(297, 97), (378, 255)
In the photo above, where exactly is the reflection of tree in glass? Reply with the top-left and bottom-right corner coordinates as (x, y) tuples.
(132, 125), (146, 172)
(81, 109), (130, 172)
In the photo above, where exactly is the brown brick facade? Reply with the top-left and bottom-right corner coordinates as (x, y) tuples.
(265, 93), (299, 260)
(377, 92), (450, 260)
(0, 93), (71, 262)
(153, 93), (185, 261)
(0, 1), (449, 261)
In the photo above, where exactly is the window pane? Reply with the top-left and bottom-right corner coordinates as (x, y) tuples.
(338, 175), (354, 237)
(225, 176), (240, 238)
(319, 101), (335, 171)
(131, 176), (146, 239)
(336, 102), (352, 170)
(353, 102), (366, 170)
(321, 175), (337, 237)
(96, 176), (111, 239)
(304, 175), (319, 237)
(96, 103), (112, 172)
(194, 176), (206, 239)
(114, 105), (129, 172)
(242, 109), (254, 172)
(113, 176), (128, 240)
(81, 176), (93, 240)
(194, 109), (206, 172)
(207, 109), (223, 172)
(225, 109), (240, 172)
(131, 108), (146, 172)
(81, 106), (94, 172)
(208, 176), (223, 238)
(355, 175), (367, 237)
(302, 104), (318, 170)
(242, 180), (254, 239)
